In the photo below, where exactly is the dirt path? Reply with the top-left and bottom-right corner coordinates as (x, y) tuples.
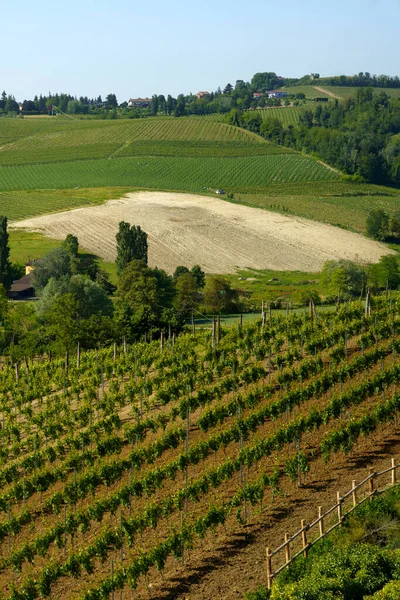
(11, 191), (393, 273)
(313, 85), (343, 100)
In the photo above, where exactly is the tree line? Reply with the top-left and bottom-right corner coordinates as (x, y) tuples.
(0, 219), (242, 360)
(226, 88), (400, 185)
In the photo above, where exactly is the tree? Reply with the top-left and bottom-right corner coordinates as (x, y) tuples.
(36, 275), (113, 319)
(0, 216), (11, 288)
(223, 83), (233, 95)
(190, 265), (205, 289)
(251, 72), (279, 92)
(105, 94), (118, 109)
(321, 260), (366, 299)
(369, 255), (400, 291)
(31, 247), (72, 293)
(173, 266), (190, 280)
(116, 222), (148, 275)
(116, 260), (160, 335)
(174, 272), (198, 316)
(62, 234), (79, 257)
(203, 276), (238, 313)
(174, 94), (185, 117)
(151, 95), (159, 116)
(366, 209), (390, 241)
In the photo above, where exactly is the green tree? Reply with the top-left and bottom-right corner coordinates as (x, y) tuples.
(203, 276), (238, 314)
(105, 93), (118, 109)
(36, 275), (113, 319)
(116, 222), (148, 274)
(174, 94), (186, 117)
(369, 255), (400, 291)
(61, 234), (79, 257)
(116, 260), (159, 335)
(366, 209), (390, 241)
(31, 247), (72, 293)
(251, 72), (279, 92)
(0, 216), (11, 288)
(174, 272), (198, 317)
(321, 260), (366, 299)
(173, 265), (189, 280)
(191, 265), (205, 289)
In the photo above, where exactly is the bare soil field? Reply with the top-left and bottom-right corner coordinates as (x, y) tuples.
(11, 191), (393, 273)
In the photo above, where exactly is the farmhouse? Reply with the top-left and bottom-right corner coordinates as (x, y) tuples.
(7, 259), (38, 300)
(196, 91), (209, 99)
(128, 98), (152, 108)
(7, 274), (35, 300)
(267, 91), (287, 98)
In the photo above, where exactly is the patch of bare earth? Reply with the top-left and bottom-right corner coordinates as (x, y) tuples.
(11, 191), (393, 273)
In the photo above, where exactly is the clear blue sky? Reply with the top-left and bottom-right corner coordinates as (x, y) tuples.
(2, 0), (399, 102)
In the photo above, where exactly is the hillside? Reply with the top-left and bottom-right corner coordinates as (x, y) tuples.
(1, 299), (400, 599)
(1, 113), (400, 270)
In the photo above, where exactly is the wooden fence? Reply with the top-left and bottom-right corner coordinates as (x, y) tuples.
(266, 458), (399, 589)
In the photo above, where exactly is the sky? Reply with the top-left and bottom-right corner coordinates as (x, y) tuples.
(1, 0), (400, 102)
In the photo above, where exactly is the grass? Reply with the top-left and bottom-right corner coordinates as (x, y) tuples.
(225, 181), (400, 235)
(8, 230), (61, 265)
(225, 268), (324, 304)
(279, 85), (332, 99)
(320, 85), (400, 99)
(1, 187), (135, 222)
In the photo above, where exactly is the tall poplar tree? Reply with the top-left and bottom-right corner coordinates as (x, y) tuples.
(116, 222), (148, 275)
(0, 216), (11, 288)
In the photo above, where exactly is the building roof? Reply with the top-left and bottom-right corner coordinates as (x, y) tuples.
(9, 274), (33, 293)
(196, 91), (209, 96)
(129, 98), (152, 103)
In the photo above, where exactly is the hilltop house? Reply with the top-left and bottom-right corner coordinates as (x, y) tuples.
(196, 91), (209, 99)
(128, 98), (152, 108)
(267, 91), (287, 99)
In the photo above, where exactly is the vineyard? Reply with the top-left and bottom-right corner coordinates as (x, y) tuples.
(1, 296), (400, 599)
(0, 118), (272, 167)
(0, 154), (338, 196)
(253, 107), (302, 127)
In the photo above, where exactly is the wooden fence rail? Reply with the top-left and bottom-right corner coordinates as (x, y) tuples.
(266, 458), (399, 589)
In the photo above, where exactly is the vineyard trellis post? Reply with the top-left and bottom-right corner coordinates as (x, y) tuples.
(77, 342), (80, 369)
(261, 300), (265, 328)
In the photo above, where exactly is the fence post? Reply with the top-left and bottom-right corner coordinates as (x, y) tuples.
(301, 519), (308, 557)
(284, 533), (290, 565)
(318, 506), (324, 537)
(337, 492), (342, 526)
(352, 480), (357, 507)
(369, 468), (375, 498)
(392, 458), (397, 485)
(266, 547), (272, 590)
